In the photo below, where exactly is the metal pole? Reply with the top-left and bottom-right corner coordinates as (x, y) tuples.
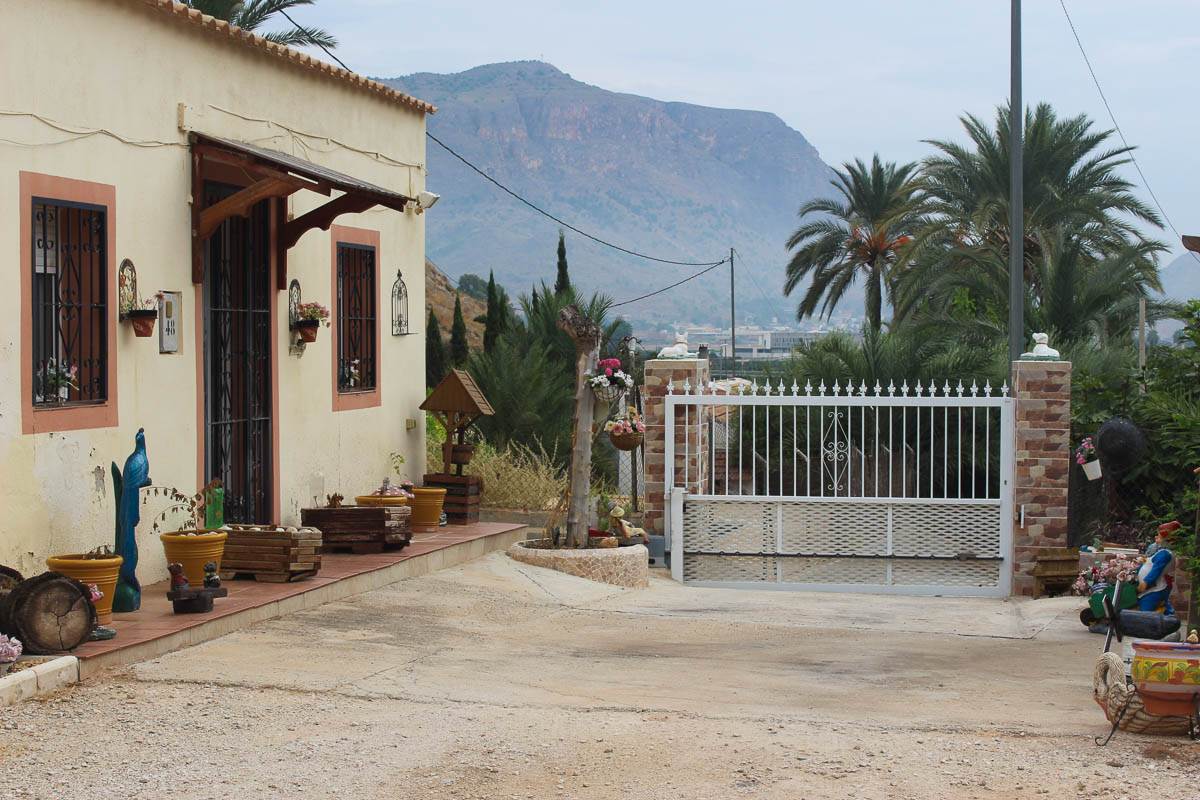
(729, 247), (736, 378)
(1008, 0), (1024, 377)
(1138, 297), (1147, 392)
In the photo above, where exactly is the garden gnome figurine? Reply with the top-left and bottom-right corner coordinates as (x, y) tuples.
(1136, 521), (1178, 613)
(1020, 333), (1060, 360)
(203, 561), (221, 589)
(168, 563), (188, 590)
(112, 427), (151, 612)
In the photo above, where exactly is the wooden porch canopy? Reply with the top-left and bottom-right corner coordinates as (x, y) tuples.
(189, 132), (413, 288)
(1184, 235), (1200, 253)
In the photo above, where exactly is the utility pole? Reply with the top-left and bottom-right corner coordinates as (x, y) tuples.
(1008, 0), (1024, 377)
(729, 247), (736, 379)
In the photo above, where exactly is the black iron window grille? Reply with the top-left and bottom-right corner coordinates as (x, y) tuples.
(31, 199), (108, 407)
(337, 243), (377, 392)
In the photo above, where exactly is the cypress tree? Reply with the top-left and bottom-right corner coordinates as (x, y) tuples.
(426, 308), (446, 388)
(554, 231), (570, 295)
(450, 294), (470, 367)
(484, 270), (502, 353)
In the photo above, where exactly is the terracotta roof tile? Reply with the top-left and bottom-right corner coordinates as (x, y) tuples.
(124, 0), (436, 115)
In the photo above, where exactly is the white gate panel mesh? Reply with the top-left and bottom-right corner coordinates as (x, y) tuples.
(682, 500), (775, 553)
(780, 557), (887, 585)
(892, 559), (1000, 586)
(780, 503), (888, 555)
(891, 505), (1001, 557)
(684, 555), (775, 583)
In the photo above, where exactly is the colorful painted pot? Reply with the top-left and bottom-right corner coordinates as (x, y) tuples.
(1131, 641), (1200, 717)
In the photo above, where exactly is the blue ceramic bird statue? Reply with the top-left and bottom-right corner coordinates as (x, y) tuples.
(112, 428), (151, 613)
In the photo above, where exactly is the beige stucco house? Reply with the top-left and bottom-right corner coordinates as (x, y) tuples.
(1, 0), (435, 580)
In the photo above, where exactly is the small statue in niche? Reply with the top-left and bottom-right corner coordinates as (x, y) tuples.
(168, 562), (189, 590)
(203, 561), (221, 589)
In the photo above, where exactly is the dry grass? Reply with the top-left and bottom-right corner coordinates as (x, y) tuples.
(427, 426), (567, 511)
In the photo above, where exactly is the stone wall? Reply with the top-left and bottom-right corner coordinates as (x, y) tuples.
(642, 359), (710, 538)
(1012, 360), (1073, 597)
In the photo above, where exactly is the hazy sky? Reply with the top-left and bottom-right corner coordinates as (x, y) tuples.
(293, 1), (1198, 266)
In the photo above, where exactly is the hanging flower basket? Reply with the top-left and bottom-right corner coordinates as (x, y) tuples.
(610, 431), (644, 451)
(124, 309), (158, 337)
(1075, 437), (1101, 481)
(1082, 459), (1102, 481)
(587, 359), (634, 404)
(295, 320), (321, 343)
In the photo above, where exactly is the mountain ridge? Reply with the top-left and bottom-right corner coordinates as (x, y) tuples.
(384, 61), (840, 327)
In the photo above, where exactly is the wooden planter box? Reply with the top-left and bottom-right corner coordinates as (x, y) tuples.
(301, 505), (413, 553)
(220, 525), (322, 583)
(423, 473), (483, 525)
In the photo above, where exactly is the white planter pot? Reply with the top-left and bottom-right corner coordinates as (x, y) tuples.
(1082, 459), (1102, 481)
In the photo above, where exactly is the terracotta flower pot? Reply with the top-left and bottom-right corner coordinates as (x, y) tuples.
(410, 487), (447, 533)
(45, 553), (124, 624)
(160, 530), (227, 588)
(124, 309), (158, 337)
(296, 320), (320, 343)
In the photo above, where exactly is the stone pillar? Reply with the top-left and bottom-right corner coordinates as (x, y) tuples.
(1012, 360), (1072, 596)
(643, 358), (710, 539)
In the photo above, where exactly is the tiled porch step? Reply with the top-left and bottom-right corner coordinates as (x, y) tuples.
(72, 522), (528, 679)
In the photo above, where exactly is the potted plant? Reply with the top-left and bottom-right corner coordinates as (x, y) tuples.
(148, 479), (227, 587)
(1076, 437), (1101, 480)
(45, 545), (124, 625)
(294, 301), (330, 343)
(0, 634), (21, 676)
(586, 358), (634, 403)
(410, 485), (447, 533)
(121, 291), (163, 337)
(605, 406), (645, 451)
(35, 358), (79, 404)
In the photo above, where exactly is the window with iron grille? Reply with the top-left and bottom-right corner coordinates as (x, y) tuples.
(336, 242), (377, 392)
(31, 199), (108, 407)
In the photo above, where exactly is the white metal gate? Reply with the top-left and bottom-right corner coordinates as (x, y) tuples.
(665, 377), (1014, 596)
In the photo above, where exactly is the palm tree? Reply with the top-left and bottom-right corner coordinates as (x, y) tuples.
(184, 1), (338, 50)
(784, 155), (920, 333)
(893, 103), (1162, 325)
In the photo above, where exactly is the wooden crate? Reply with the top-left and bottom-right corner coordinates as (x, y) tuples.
(301, 505), (413, 553)
(220, 525), (323, 583)
(423, 473), (483, 525)
(1032, 546), (1080, 599)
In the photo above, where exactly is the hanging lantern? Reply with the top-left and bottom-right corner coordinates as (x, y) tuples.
(391, 269), (409, 335)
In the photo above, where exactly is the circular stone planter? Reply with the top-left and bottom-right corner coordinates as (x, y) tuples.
(507, 539), (648, 588)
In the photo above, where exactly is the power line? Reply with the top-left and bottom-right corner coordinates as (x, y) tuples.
(1058, 0), (1200, 265)
(277, 9), (354, 73)
(611, 258), (729, 307)
(427, 133), (727, 268)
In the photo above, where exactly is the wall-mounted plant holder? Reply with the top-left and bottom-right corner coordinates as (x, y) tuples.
(118, 258), (158, 337)
(288, 279), (307, 355)
(391, 269), (411, 335)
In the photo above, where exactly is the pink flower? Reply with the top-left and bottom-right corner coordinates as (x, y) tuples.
(636, 422), (645, 432)
(605, 368), (613, 376)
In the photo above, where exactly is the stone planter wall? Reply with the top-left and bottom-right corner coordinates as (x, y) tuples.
(507, 540), (648, 588)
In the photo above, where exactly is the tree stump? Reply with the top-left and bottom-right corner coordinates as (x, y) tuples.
(557, 304), (602, 548)
(0, 571), (97, 654)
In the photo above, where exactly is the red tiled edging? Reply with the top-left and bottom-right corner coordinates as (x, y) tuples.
(71, 522), (527, 678)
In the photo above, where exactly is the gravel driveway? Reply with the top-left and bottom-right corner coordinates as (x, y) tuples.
(1, 552), (1197, 799)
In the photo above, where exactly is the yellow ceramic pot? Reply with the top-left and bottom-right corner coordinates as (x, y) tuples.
(354, 495), (409, 507)
(160, 530), (227, 587)
(45, 553), (123, 624)
(410, 487), (446, 533)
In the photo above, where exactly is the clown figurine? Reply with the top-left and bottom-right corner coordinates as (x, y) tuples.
(1136, 521), (1179, 613)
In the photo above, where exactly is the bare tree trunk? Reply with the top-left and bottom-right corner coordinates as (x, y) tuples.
(557, 305), (602, 548)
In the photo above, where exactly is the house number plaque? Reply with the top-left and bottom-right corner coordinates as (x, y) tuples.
(159, 290), (182, 353)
